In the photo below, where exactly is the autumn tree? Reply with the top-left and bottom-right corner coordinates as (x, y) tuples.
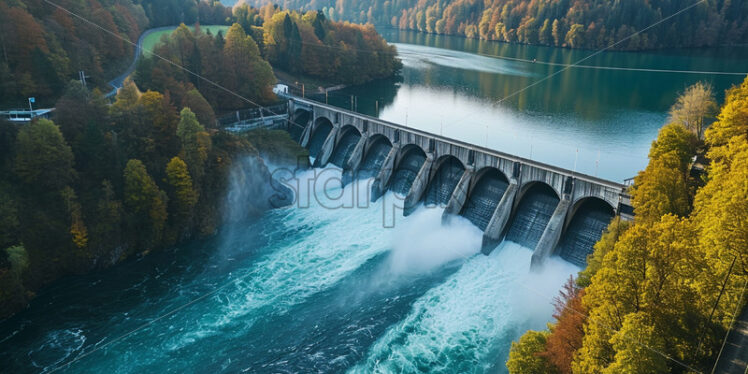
(123, 159), (167, 251)
(14, 119), (75, 192)
(704, 76), (748, 163)
(61, 186), (88, 250)
(182, 89), (216, 128)
(513, 75), (748, 374)
(222, 23), (275, 108)
(251, 0), (748, 51)
(166, 156), (197, 220)
(139, 90), (179, 170)
(577, 217), (631, 287)
(507, 330), (558, 374)
(565, 24), (585, 48)
(264, 12), (303, 73)
(573, 215), (704, 373)
(177, 108), (211, 183)
(602, 312), (669, 374)
(669, 82), (717, 140)
(631, 123), (695, 222)
(540, 278), (586, 374)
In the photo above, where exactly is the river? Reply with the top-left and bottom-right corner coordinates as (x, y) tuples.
(1, 30), (747, 373)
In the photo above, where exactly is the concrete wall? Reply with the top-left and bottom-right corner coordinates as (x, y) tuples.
(294, 98), (630, 248)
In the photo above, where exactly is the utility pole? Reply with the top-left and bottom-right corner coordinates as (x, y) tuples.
(325, 90), (328, 104)
(375, 100), (379, 116)
(302, 83), (305, 98)
(350, 95), (354, 111)
(78, 70), (88, 88)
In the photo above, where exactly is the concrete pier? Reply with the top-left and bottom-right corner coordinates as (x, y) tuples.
(530, 197), (571, 270)
(299, 122), (312, 148)
(342, 134), (367, 186)
(313, 127), (338, 167)
(404, 154), (434, 216)
(481, 181), (518, 254)
(370, 146), (399, 202)
(442, 168), (474, 224)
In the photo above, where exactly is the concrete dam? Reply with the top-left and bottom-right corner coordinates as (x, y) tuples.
(286, 97), (632, 269)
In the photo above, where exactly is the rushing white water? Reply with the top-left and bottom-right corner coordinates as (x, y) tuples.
(2, 163), (580, 374)
(387, 208), (483, 275)
(349, 241), (580, 374)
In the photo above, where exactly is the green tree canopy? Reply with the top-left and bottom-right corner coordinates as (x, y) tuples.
(14, 119), (75, 192)
(123, 159), (167, 249)
(177, 108), (211, 182)
(165, 156), (197, 219)
(507, 330), (558, 374)
(182, 89), (216, 128)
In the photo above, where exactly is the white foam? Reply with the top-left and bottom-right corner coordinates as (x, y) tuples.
(154, 165), (422, 355)
(387, 208), (483, 275)
(349, 241), (580, 373)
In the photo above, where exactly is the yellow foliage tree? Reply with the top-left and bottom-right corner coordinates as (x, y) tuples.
(166, 156), (197, 219)
(704, 76), (748, 163)
(507, 330), (558, 374)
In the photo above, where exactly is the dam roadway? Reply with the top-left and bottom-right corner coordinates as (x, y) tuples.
(285, 95), (633, 269)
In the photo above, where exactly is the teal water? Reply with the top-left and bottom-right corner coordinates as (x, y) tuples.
(0, 164), (577, 373)
(317, 29), (748, 181)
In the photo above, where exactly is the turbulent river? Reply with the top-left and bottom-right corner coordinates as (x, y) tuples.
(0, 166), (577, 373)
(2, 31), (748, 373)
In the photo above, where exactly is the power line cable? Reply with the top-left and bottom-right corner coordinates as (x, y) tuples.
(38, 1), (727, 372)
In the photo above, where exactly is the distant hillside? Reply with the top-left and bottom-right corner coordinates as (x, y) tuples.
(238, 0), (748, 50)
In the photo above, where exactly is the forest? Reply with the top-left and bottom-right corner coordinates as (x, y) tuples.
(0, 0), (400, 108)
(0, 79), (300, 318)
(0, 0), (399, 319)
(506, 77), (748, 373)
(243, 0), (748, 50)
(135, 8), (400, 112)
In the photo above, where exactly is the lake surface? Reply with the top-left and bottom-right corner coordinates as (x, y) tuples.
(1, 31), (747, 373)
(317, 29), (748, 181)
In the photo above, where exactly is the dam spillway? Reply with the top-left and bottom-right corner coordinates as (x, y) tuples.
(504, 184), (560, 249)
(308, 120), (332, 159)
(358, 137), (392, 179)
(461, 170), (509, 231)
(556, 199), (615, 267)
(389, 147), (426, 195)
(330, 127), (361, 168)
(424, 157), (465, 207)
(290, 97), (631, 267)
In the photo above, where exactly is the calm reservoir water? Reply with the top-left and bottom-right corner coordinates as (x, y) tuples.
(1, 31), (747, 373)
(320, 29), (748, 181)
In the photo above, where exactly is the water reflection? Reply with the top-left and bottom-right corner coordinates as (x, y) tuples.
(320, 29), (747, 181)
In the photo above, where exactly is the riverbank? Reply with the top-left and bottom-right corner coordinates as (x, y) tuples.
(0, 127), (306, 320)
